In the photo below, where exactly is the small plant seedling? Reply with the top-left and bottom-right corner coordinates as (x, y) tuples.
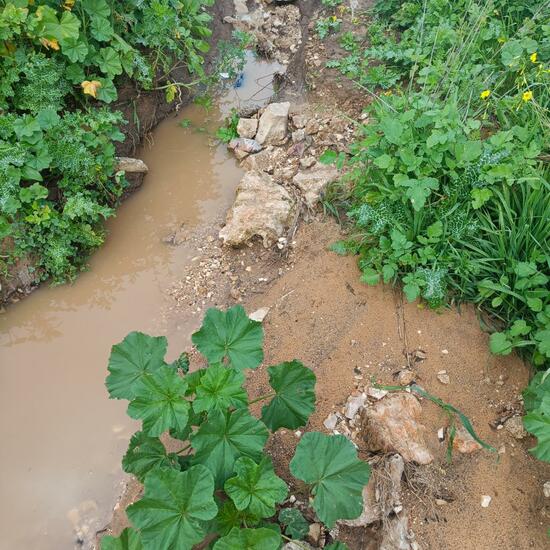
(103, 306), (370, 549)
(373, 380), (496, 462)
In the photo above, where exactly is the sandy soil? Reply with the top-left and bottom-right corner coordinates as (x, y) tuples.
(242, 219), (550, 549)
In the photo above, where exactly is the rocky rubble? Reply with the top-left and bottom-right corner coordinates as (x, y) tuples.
(219, 171), (296, 247)
(220, 101), (348, 247)
(225, 3), (302, 63)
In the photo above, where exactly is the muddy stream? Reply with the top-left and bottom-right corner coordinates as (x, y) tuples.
(0, 54), (283, 550)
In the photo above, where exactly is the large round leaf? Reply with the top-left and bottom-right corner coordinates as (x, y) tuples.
(127, 365), (189, 436)
(106, 332), (168, 400)
(524, 412), (550, 462)
(193, 364), (248, 414)
(213, 527), (281, 550)
(122, 431), (178, 482)
(290, 432), (371, 527)
(224, 456), (288, 518)
(101, 528), (142, 550)
(191, 409), (269, 487)
(191, 306), (263, 370)
(127, 465), (217, 550)
(261, 361), (316, 431)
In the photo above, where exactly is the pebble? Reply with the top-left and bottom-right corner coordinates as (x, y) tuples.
(480, 495), (492, 508)
(503, 416), (527, 439)
(367, 387), (388, 400)
(249, 307), (270, 322)
(323, 413), (339, 431)
(543, 481), (550, 498)
(397, 369), (415, 386)
(437, 371), (450, 385)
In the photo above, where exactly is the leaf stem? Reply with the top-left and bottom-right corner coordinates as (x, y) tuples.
(174, 443), (192, 455)
(248, 392), (276, 405)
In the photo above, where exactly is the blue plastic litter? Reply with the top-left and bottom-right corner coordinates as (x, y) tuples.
(233, 72), (245, 88)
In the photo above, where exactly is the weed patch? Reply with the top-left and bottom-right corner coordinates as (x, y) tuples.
(320, 0), (550, 461)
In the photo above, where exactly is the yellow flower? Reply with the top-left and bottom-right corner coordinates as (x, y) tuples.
(522, 90), (533, 102)
(480, 89), (491, 100)
(81, 80), (102, 99)
(530, 52), (538, 63)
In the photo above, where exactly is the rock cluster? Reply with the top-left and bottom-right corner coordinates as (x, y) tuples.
(220, 102), (348, 247)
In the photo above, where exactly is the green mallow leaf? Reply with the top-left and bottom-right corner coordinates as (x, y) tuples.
(106, 332), (168, 400)
(101, 527), (143, 550)
(127, 366), (189, 436)
(278, 508), (309, 540)
(127, 465), (217, 550)
(489, 332), (513, 355)
(523, 412), (550, 463)
(215, 500), (261, 536)
(122, 431), (178, 482)
(191, 306), (264, 370)
(261, 361), (316, 431)
(290, 433), (371, 527)
(191, 409), (269, 487)
(325, 543), (350, 550)
(193, 364), (248, 414)
(213, 527), (281, 550)
(225, 456), (288, 518)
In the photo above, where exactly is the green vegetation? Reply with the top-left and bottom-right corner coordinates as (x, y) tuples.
(320, 0), (550, 461)
(102, 306), (367, 549)
(0, 0), (213, 283)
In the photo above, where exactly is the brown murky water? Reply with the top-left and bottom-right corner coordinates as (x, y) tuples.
(0, 54), (283, 550)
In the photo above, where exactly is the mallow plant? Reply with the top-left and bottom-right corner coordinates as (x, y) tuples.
(102, 306), (371, 549)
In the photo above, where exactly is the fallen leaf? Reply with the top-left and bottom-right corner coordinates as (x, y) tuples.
(81, 80), (102, 98)
(40, 38), (60, 50)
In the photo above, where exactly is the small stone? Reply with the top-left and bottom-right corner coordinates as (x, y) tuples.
(345, 394), (367, 419)
(437, 427), (445, 441)
(437, 371), (450, 385)
(480, 495), (492, 508)
(324, 413), (339, 431)
(363, 392), (434, 464)
(397, 369), (415, 386)
(307, 523), (322, 546)
(249, 307), (270, 322)
(292, 114), (307, 129)
(435, 498), (448, 506)
(293, 163), (339, 207)
(228, 137), (262, 154)
(299, 156), (316, 169)
(543, 481), (550, 498)
(367, 387), (388, 400)
(503, 416), (527, 439)
(256, 102), (290, 145)
(115, 157), (148, 173)
(237, 118), (258, 139)
(453, 425), (482, 454)
(292, 129), (306, 143)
